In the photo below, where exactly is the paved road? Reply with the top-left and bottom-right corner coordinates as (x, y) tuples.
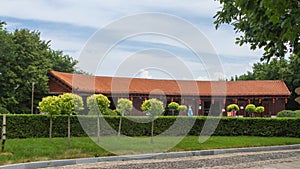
(44, 149), (300, 169)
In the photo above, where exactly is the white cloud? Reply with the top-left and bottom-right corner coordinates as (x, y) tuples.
(137, 69), (152, 79)
(196, 76), (209, 81)
(0, 0), (263, 78)
(0, 0), (220, 28)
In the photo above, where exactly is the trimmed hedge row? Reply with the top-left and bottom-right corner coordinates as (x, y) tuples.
(0, 115), (299, 139)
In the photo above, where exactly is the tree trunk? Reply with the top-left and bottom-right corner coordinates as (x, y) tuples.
(68, 115), (70, 149)
(118, 116), (122, 138)
(49, 114), (52, 143)
(151, 117), (154, 144)
(2, 113), (6, 152)
(97, 111), (100, 144)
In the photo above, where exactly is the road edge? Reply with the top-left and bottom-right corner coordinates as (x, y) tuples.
(1, 144), (300, 169)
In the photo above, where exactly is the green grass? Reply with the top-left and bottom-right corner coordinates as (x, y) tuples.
(0, 136), (300, 165)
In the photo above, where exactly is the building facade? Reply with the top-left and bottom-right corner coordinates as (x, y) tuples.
(48, 70), (290, 117)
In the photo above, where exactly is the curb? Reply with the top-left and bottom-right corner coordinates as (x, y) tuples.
(1, 144), (300, 169)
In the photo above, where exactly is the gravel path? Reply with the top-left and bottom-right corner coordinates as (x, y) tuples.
(44, 149), (300, 169)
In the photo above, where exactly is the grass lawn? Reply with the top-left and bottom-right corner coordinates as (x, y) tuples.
(0, 136), (300, 165)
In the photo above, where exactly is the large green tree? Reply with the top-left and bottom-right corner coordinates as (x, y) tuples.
(236, 56), (300, 110)
(49, 50), (78, 73)
(238, 58), (289, 80)
(214, 0), (300, 61)
(11, 29), (52, 114)
(0, 22), (18, 113)
(0, 21), (78, 114)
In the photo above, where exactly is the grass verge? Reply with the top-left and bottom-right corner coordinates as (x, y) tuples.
(0, 136), (299, 165)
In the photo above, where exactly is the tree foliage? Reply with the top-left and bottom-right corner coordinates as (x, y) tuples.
(86, 94), (110, 115)
(245, 104), (256, 113)
(214, 0), (300, 61)
(277, 110), (300, 117)
(0, 26), (51, 114)
(48, 50), (78, 73)
(59, 93), (84, 115)
(0, 106), (10, 114)
(37, 95), (61, 142)
(236, 56), (300, 110)
(37, 96), (61, 115)
(116, 98), (132, 137)
(141, 98), (164, 143)
(167, 102), (180, 110)
(58, 93), (83, 149)
(116, 98), (132, 116)
(38, 94), (83, 143)
(141, 98), (164, 116)
(238, 58), (290, 80)
(0, 21), (78, 114)
(255, 106), (265, 114)
(226, 104), (239, 112)
(178, 105), (187, 112)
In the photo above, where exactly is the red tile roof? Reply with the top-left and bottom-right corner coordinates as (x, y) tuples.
(49, 70), (290, 97)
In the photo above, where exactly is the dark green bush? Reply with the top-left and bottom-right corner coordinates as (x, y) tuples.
(277, 110), (300, 117)
(0, 106), (10, 114)
(0, 115), (299, 139)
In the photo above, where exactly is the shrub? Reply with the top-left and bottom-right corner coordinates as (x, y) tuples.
(178, 105), (187, 112)
(38, 96), (61, 115)
(141, 98), (165, 143)
(0, 106), (10, 114)
(86, 94), (110, 115)
(255, 106), (265, 114)
(167, 102), (180, 110)
(141, 98), (164, 116)
(38, 95), (61, 142)
(245, 104), (256, 113)
(294, 110), (300, 116)
(277, 110), (300, 117)
(1, 115), (300, 139)
(59, 93), (84, 115)
(116, 98), (132, 116)
(103, 109), (118, 116)
(226, 104), (239, 112)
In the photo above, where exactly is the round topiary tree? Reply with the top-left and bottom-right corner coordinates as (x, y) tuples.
(255, 106), (265, 117)
(245, 104), (256, 117)
(59, 93), (84, 149)
(167, 102), (179, 116)
(226, 104), (239, 112)
(141, 98), (164, 143)
(38, 95), (61, 143)
(178, 105), (188, 115)
(86, 94), (110, 115)
(116, 98), (132, 137)
(226, 104), (240, 116)
(86, 94), (110, 143)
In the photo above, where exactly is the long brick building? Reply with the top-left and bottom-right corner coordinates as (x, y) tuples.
(48, 70), (290, 116)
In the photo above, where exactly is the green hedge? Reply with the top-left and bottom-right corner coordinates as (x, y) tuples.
(0, 115), (299, 139)
(277, 110), (300, 117)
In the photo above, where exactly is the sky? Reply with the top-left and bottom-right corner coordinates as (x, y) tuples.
(0, 0), (264, 80)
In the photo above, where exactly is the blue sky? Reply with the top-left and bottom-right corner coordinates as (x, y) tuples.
(0, 0), (263, 80)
